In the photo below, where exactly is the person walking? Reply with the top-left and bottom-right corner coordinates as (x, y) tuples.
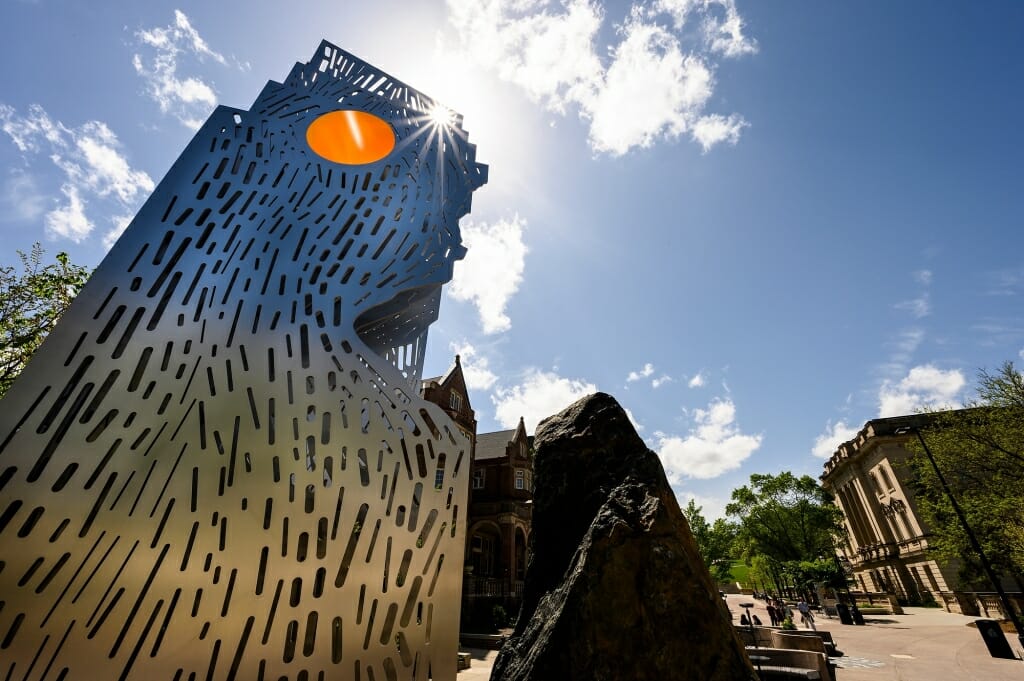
(766, 603), (778, 626)
(797, 599), (816, 631)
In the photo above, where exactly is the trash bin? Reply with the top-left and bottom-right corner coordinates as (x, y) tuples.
(836, 603), (853, 625)
(850, 604), (865, 626)
(976, 619), (1015, 659)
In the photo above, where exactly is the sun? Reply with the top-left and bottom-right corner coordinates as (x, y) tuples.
(428, 103), (455, 127)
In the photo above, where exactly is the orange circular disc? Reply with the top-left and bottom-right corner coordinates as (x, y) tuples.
(306, 110), (395, 164)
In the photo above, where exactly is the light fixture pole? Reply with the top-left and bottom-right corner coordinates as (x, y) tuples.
(897, 425), (1024, 650)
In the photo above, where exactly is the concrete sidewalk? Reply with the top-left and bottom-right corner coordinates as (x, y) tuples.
(726, 593), (1024, 681)
(456, 596), (1024, 679)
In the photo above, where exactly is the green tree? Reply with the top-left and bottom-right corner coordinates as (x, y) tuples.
(727, 472), (844, 562)
(0, 244), (90, 398)
(682, 499), (737, 583)
(908, 362), (1024, 587)
(785, 558), (849, 592)
(726, 472), (845, 595)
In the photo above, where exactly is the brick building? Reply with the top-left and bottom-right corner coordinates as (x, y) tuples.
(421, 356), (533, 626)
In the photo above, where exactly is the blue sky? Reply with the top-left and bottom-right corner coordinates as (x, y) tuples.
(3, 1), (1023, 518)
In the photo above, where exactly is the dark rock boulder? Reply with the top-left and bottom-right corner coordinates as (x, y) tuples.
(490, 393), (755, 681)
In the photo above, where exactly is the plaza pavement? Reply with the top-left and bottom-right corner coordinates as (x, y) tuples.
(456, 594), (1024, 680)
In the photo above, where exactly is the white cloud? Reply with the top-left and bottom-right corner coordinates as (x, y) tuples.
(450, 341), (498, 390)
(655, 397), (761, 480)
(691, 113), (747, 152)
(449, 214), (528, 334)
(587, 19), (714, 155)
(652, 374), (673, 388)
(0, 104), (153, 243)
(811, 419), (860, 460)
(53, 121), (154, 205)
(444, 0), (754, 155)
(700, 0), (758, 57)
(492, 368), (597, 433)
(878, 364), (965, 418)
(627, 362), (656, 382)
(103, 214), (133, 250)
(654, 0), (758, 57)
(45, 184), (92, 242)
(133, 10), (226, 129)
(676, 490), (729, 522)
(914, 269), (933, 285)
(445, 0), (605, 115)
(688, 371), (706, 388)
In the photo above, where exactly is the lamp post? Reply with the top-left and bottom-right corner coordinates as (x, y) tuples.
(896, 425), (1024, 651)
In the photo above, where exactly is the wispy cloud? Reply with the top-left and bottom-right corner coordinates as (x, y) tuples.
(894, 268), (932, 318)
(133, 10), (231, 129)
(0, 104), (153, 243)
(448, 214), (528, 334)
(984, 267), (1024, 297)
(654, 0), (758, 57)
(877, 364), (965, 417)
(652, 374), (673, 388)
(0, 169), (47, 222)
(688, 371), (706, 388)
(875, 327), (925, 378)
(627, 362), (656, 382)
(811, 419), (860, 459)
(450, 341), (498, 390)
(655, 397), (761, 480)
(492, 368), (597, 433)
(444, 0), (755, 155)
(894, 293), (931, 319)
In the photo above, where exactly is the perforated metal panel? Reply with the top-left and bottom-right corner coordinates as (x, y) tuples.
(0, 41), (486, 680)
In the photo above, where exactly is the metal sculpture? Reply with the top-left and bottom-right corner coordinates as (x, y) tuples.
(0, 41), (486, 680)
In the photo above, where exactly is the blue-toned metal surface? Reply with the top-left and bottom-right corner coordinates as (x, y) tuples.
(0, 41), (486, 679)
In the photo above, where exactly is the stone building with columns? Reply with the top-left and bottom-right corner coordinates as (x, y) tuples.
(820, 413), (966, 609)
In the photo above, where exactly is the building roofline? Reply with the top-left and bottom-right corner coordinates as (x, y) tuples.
(820, 409), (977, 482)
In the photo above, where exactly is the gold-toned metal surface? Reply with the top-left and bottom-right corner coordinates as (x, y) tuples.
(0, 41), (486, 680)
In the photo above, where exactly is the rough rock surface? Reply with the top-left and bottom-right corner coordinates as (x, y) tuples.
(489, 393), (756, 681)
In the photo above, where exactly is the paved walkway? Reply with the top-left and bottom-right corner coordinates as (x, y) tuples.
(456, 595), (1024, 680)
(456, 647), (499, 681)
(726, 593), (1023, 681)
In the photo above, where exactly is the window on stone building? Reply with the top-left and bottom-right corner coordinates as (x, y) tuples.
(470, 534), (495, 577)
(877, 463), (895, 491)
(449, 391), (462, 411)
(899, 507), (914, 539)
(888, 512), (905, 541)
(472, 468), (485, 489)
(515, 469), (525, 490)
(922, 563), (941, 591)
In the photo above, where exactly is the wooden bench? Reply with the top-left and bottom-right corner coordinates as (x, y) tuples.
(745, 647), (834, 681)
(770, 629), (843, 657)
(734, 625), (775, 647)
